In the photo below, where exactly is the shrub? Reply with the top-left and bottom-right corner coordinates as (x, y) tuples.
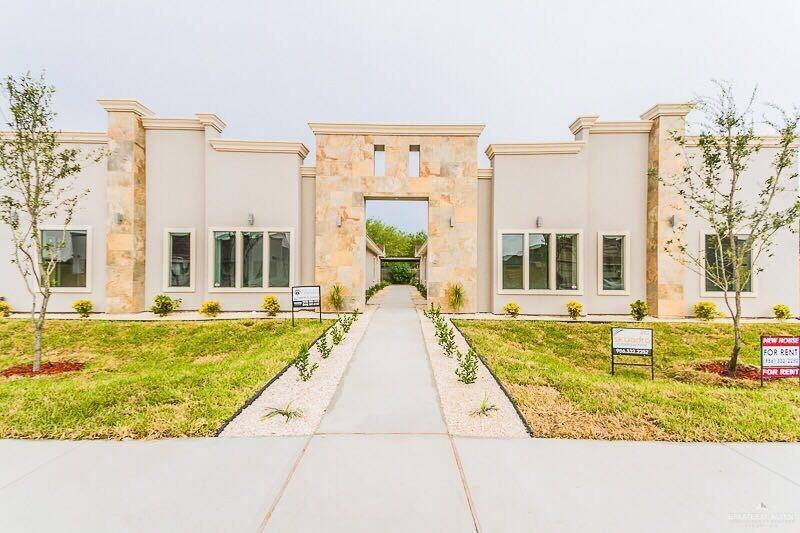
(365, 281), (388, 303)
(412, 278), (427, 298)
(0, 300), (11, 317)
(503, 302), (520, 318)
(199, 300), (222, 317)
(151, 294), (181, 317)
(455, 347), (479, 384)
(339, 314), (353, 333)
(693, 301), (719, 321)
(71, 299), (93, 318)
(440, 325), (456, 358)
(387, 262), (415, 284)
(331, 324), (344, 345)
(446, 283), (466, 312)
(773, 304), (792, 320)
(294, 345), (318, 382)
(566, 300), (583, 320)
(328, 283), (345, 313)
(423, 302), (442, 319)
(630, 300), (649, 322)
(261, 295), (280, 316)
(317, 334), (332, 359)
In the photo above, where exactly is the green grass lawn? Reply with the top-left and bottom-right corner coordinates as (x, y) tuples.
(0, 318), (331, 439)
(454, 320), (800, 442)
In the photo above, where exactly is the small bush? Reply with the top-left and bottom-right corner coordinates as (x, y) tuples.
(294, 345), (318, 382)
(365, 281), (389, 303)
(151, 294), (181, 317)
(261, 295), (280, 316)
(773, 304), (792, 320)
(446, 283), (466, 312)
(199, 300), (222, 317)
(693, 301), (719, 321)
(387, 262), (415, 284)
(331, 324), (344, 345)
(630, 300), (649, 322)
(0, 300), (11, 317)
(423, 302), (442, 319)
(455, 347), (479, 384)
(566, 300), (583, 320)
(262, 402), (303, 423)
(71, 299), (93, 318)
(339, 314), (353, 333)
(503, 302), (520, 318)
(412, 278), (427, 298)
(328, 283), (345, 313)
(317, 333), (332, 359)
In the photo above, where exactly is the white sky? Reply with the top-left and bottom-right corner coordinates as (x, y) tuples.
(3, 0), (798, 230)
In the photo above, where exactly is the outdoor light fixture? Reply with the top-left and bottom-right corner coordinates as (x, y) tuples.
(113, 212), (122, 225)
(536, 215), (543, 228)
(247, 213), (255, 226)
(669, 214), (676, 227)
(336, 214), (342, 227)
(449, 216), (455, 228)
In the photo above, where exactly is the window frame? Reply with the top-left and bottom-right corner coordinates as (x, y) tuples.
(699, 231), (757, 298)
(38, 225), (92, 293)
(408, 145), (420, 177)
(596, 231), (631, 296)
(163, 228), (196, 293)
(207, 227), (294, 293)
(497, 229), (583, 295)
(373, 144), (386, 176)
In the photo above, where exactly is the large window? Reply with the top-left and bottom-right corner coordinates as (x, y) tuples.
(499, 230), (582, 293)
(40, 228), (90, 290)
(209, 228), (292, 291)
(704, 234), (753, 293)
(164, 229), (194, 291)
(597, 232), (630, 295)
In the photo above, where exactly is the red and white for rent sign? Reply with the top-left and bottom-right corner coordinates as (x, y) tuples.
(761, 336), (800, 379)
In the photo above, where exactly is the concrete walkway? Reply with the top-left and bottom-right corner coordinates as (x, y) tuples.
(1, 285), (799, 531)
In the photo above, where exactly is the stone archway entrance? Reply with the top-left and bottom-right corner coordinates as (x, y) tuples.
(310, 123), (483, 312)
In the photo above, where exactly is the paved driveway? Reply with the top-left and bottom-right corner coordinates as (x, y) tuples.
(1, 286), (799, 531)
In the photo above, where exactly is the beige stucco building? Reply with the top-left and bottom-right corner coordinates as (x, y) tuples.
(1, 99), (797, 317)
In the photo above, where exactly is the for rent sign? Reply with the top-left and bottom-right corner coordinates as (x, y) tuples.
(761, 336), (800, 385)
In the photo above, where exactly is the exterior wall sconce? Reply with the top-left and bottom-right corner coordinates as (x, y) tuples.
(336, 214), (342, 227)
(669, 214), (676, 227)
(536, 216), (543, 228)
(449, 216), (455, 228)
(247, 213), (255, 226)
(113, 212), (122, 225)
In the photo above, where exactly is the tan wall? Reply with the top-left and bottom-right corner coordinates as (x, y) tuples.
(301, 175), (316, 285)
(314, 132), (480, 312)
(477, 175), (493, 312)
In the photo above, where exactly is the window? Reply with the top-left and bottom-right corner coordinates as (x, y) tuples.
(597, 232), (630, 295)
(374, 145), (385, 176)
(498, 230), (582, 293)
(502, 234), (524, 289)
(408, 145), (420, 177)
(209, 228), (292, 291)
(704, 234), (753, 293)
(164, 229), (194, 291)
(40, 228), (90, 290)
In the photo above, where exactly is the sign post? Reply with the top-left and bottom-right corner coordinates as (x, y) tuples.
(291, 285), (322, 327)
(611, 327), (654, 380)
(760, 336), (800, 387)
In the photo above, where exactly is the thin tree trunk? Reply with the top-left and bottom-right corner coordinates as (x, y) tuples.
(32, 293), (49, 373)
(728, 292), (743, 376)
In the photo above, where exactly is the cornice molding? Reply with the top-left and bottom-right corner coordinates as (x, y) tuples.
(97, 98), (153, 116)
(195, 113), (226, 133)
(300, 166), (316, 178)
(366, 236), (386, 257)
(640, 103), (692, 121)
(485, 142), (586, 159)
(589, 121), (653, 134)
(308, 122), (485, 137)
(568, 116), (599, 136)
(210, 139), (309, 158)
(477, 168), (493, 179)
(141, 117), (205, 131)
(0, 131), (108, 144)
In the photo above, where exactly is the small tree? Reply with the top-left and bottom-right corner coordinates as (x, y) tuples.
(664, 82), (799, 376)
(0, 73), (96, 372)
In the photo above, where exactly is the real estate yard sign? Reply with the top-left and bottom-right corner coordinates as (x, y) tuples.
(760, 336), (800, 386)
(291, 285), (322, 326)
(611, 327), (654, 380)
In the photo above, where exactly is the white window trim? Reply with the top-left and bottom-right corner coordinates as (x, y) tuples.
(39, 225), (92, 293)
(699, 231), (758, 298)
(163, 228), (196, 293)
(497, 229), (584, 296)
(597, 231), (630, 296)
(207, 227), (294, 293)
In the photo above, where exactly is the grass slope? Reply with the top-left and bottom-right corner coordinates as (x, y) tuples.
(454, 320), (800, 442)
(0, 318), (331, 439)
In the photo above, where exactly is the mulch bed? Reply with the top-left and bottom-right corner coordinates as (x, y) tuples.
(696, 361), (760, 381)
(1, 361), (84, 378)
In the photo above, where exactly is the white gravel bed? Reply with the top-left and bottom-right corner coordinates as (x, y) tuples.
(219, 308), (375, 437)
(418, 309), (529, 438)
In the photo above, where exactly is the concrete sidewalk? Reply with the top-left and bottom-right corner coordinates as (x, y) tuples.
(1, 286), (799, 532)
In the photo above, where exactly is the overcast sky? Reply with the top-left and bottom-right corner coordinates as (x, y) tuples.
(3, 0), (798, 232)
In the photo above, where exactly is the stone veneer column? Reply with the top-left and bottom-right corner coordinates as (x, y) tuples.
(642, 103), (692, 318)
(98, 99), (152, 313)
